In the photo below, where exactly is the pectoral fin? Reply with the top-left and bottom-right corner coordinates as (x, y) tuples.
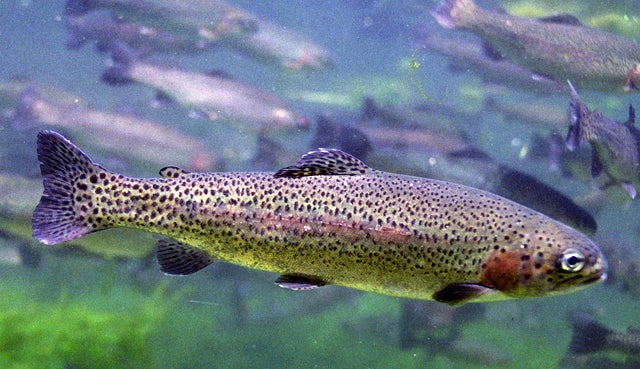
(156, 238), (214, 275)
(275, 274), (327, 290)
(432, 283), (496, 305)
(538, 14), (583, 26)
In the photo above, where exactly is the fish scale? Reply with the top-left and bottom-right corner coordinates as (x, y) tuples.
(32, 131), (606, 305)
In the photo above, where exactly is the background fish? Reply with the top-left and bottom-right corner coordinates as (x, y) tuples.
(569, 312), (640, 356)
(65, 10), (216, 55)
(221, 17), (334, 70)
(32, 131), (606, 305)
(565, 81), (640, 198)
(14, 88), (221, 172)
(102, 45), (307, 132)
(432, 0), (640, 92)
(65, 0), (258, 42)
(414, 32), (565, 94)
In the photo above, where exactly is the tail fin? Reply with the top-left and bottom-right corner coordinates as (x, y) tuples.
(431, 0), (476, 29)
(32, 131), (107, 245)
(568, 312), (610, 355)
(566, 81), (585, 151)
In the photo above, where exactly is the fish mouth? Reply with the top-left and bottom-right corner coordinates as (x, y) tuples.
(554, 272), (606, 290)
(584, 272), (607, 285)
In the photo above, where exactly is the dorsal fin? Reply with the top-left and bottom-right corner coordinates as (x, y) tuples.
(159, 166), (190, 178)
(274, 148), (371, 178)
(206, 69), (234, 79)
(538, 14), (583, 26)
(625, 104), (636, 126)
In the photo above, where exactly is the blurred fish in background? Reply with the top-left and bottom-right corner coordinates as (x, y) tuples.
(218, 16), (334, 71)
(566, 81), (640, 198)
(64, 0), (259, 43)
(65, 10), (216, 55)
(561, 312), (640, 368)
(413, 30), (566, 95)
(432, 0), (640, 92)
(594, 233), (640, 298)
(13, 86), (222, 171)
(399, 300), (512, 366)
(101, 44), (309, 132)
(64, 0), (334, 70)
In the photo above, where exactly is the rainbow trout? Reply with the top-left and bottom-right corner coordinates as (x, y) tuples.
(566, 81), (640, 198)
(32, 131), (607, 305)
(432, 0), (640, 92)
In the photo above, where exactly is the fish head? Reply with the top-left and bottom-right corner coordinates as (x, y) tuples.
(271, 109), (310, 131)
(479, 226), (607, 299)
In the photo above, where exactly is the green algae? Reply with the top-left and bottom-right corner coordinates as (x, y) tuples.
(0, 279), (173, 369)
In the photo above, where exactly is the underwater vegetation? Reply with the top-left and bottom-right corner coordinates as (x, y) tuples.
(0, 275), (172, 369)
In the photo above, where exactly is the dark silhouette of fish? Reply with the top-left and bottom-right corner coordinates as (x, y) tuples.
(569, 312), (640, 356)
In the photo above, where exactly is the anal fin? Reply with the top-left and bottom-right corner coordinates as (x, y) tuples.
(275, 274), (327, 290)
(156, 238), (214, 275)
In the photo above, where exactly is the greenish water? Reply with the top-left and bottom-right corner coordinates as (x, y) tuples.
(1, 0), (640, 368)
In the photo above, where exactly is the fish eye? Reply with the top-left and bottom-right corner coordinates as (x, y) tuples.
(560, 248), (585, 272)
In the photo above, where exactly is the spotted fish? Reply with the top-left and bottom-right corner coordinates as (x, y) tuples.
(32, 131), (607, 305)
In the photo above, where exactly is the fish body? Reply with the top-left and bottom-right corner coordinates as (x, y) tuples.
(65, 10), (215, 55)
(102, 47), (306, 132)
(0, 78), (87, 110)
(415, 33), (565, 94)
(32, 131), (606, 305)
(366, 149), (597, 236)
(432, 0), (640, 92)
(65, 0), (257, 41)
(313, 113), (597, 235)
(565, 81), (640, 198)
(223, 18), (334, 70)
(484, 95), (568, 131)
(569, 312), (640, 356)
(15, 88), (220, 171)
